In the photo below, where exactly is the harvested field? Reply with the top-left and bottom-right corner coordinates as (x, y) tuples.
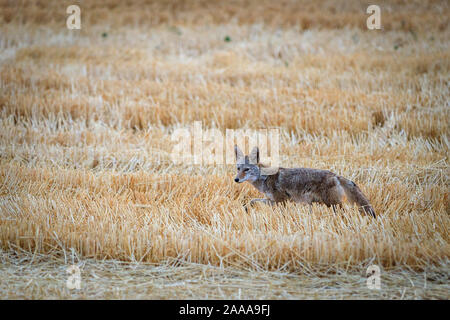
(0, 0), (449, 299)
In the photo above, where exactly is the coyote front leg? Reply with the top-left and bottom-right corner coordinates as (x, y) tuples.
(250, 198), (274, 206)
(244, 198), (275, 212)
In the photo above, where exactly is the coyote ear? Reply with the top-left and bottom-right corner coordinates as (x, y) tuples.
(260, 166), (279, 176)
(234, 145), (244, 163)
(249, 146), (259, 164)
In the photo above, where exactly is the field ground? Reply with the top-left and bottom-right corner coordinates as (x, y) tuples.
(1, 250), (449, 299)
(0, 1), (449, 299)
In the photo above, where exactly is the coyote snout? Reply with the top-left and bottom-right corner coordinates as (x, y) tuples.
(234, 145), (376, 218)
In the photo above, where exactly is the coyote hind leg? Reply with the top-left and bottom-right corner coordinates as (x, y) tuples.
(329, 203), (343, 213)
(322, 182), (345, 214)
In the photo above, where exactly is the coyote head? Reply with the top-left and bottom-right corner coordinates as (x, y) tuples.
(234, 145), (261, 183)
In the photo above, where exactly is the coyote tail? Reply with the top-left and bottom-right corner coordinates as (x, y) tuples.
(337, 176), (376, 218)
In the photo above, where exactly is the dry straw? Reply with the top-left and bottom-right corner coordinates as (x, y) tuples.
(0, 0), (449, 299)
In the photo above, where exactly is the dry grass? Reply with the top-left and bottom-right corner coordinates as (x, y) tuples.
(1, 249), (448, 299)
(0, 0), (449, 299)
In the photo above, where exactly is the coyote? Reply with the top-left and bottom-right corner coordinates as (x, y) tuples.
(234, 145), (376, 218)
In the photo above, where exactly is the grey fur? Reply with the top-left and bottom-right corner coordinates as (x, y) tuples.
(234, 145), (376, 218)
